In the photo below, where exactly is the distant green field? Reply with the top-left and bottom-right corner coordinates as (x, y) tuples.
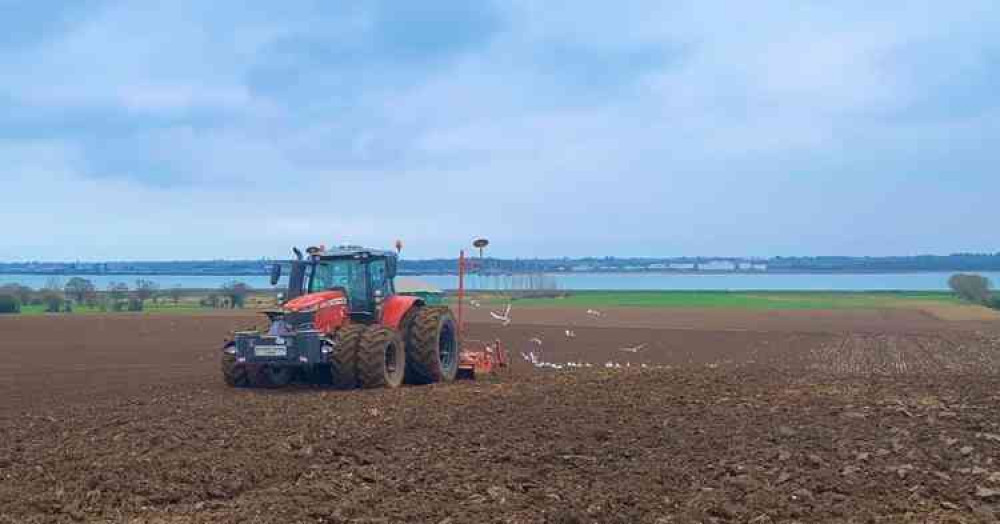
(503, 291), (964, 310)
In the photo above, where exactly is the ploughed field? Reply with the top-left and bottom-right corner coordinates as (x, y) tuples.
(1, 308), (1000, 523)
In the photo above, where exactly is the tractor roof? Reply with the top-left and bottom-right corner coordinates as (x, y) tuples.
(310, 245), (396, 260)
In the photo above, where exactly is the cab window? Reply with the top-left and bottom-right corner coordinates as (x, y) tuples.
(369, 259), (391, 297)
(309, 259), (366, 305)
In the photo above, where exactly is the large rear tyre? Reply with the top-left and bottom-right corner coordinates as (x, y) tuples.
(330, 324), (366, 389)
(357, 326), (406, 389)
(222, 350), (251, 388)
(404, 306), (459, 385)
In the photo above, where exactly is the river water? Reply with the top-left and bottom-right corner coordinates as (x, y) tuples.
(2, 272), (997, 291)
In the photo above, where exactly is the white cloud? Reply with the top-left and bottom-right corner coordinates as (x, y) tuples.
(2, 1), (999, 259)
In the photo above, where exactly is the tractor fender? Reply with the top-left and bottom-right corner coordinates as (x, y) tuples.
(380, 295), (424, 330)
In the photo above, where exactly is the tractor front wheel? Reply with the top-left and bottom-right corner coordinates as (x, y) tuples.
(404, 306), (459, 384)
(357, 326), (406, 389)
(330, 324), (366, 389)
(222, 350), (250, 388)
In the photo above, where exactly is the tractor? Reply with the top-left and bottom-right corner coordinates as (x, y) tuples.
(222, 245), (505, 388)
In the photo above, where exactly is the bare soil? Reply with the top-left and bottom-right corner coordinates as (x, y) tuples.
(1, 308), (1000, 523)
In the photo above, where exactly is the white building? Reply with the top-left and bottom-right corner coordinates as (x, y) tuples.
(699, 260), (737, 271)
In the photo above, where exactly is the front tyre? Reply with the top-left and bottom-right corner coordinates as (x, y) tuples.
(330, 324), (366, 389)
(222, 350), (251, 388)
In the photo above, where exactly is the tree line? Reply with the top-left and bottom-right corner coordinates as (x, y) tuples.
(0, 279), (252, 314)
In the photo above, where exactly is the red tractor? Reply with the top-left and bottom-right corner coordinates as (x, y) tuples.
(222, 245), (505, 388)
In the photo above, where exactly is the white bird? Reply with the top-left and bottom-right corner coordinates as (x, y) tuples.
(565, 329), (576, 338)
(470, 300), (482, 308)
(619, 343), (647, 353)
(586, 309), (603, 317)
(490, 303), (512, 326)
(529, 337), (543, 346)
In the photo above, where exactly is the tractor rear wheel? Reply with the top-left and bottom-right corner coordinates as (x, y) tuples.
(222, 350), (250, 388)
(330, 324), (366, 389)
(404, 306), (459, 384)
(357, 326), (406, 389)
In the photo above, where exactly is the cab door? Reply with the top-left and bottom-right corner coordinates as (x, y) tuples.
(369, 259), (392, 315)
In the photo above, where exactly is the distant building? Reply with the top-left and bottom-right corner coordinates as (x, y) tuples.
(699, 260), (737, 271)
(647, 263), (668, 270)
(734, 260), (768, 271)
(668, 263), (696, 270)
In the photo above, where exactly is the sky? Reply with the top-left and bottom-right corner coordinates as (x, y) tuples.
(2, 1), (998, 261)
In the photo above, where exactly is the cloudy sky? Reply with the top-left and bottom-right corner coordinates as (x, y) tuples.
(2, 1), (998, 261)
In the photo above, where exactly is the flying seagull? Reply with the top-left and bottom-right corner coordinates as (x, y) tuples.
(529, 337), (543, 346)
(565, 329), (576, 338)
(490, 303), (512, 326)
(586, 309), (603, 317)
(619, 343), (647, 353)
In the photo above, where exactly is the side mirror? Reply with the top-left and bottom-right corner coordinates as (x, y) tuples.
(270, 264), (282, 286)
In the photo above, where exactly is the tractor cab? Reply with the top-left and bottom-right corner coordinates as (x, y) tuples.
(277, 245), (398, 322)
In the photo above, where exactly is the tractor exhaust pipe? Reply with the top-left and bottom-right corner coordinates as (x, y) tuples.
(457, 250), (466, 340)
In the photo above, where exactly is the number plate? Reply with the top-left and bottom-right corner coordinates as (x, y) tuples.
(254, 345), (287, 357)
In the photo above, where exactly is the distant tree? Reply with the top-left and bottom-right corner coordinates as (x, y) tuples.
(134, 279), (158, 304)
(948, 273), (992, 304)
(64, 277), (96, 305)
(201, 294), (221, 308)
(0, 294), (20, 314)
(39, 290), (64, 313)
(0, 284), (32, 306)
(108, 282), (129, 312)
(221, 281), (251, 309)
(43, 277), (63, 293)
(989, 295), (1000, 311)
(168, 287), (183, 305)
(127, 297), (144, 312)
(39, 278), (65, 312)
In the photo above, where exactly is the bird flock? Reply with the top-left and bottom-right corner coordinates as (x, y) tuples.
(479, 299), (659, 372)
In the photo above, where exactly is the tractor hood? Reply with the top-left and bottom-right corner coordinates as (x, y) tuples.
(282, 290), (347, 313)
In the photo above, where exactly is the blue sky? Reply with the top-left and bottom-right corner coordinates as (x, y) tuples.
(2, 1), (998, 261)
